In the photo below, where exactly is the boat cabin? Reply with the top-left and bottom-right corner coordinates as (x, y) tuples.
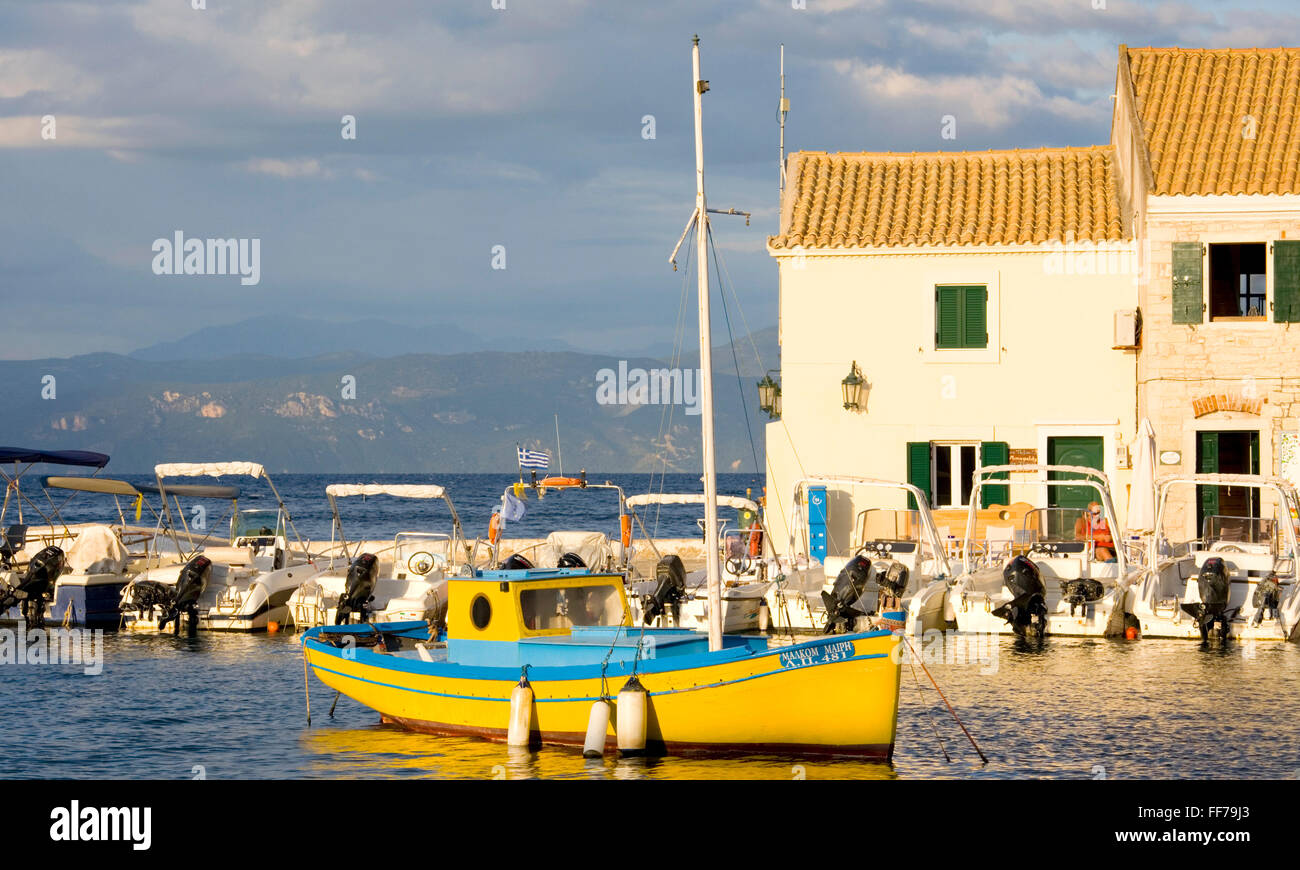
(439, 567), (766, 668)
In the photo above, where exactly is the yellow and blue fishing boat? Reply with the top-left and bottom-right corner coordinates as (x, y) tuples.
(301, 566), (902, 757)
(303, 37), (903, 759)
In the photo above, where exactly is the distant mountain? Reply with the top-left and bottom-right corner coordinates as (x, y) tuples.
(127, 316), (579, 361)
(1, 330), (779, 474)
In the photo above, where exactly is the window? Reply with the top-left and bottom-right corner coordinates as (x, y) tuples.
(519, 583), (623, 632)
(1209, 243), (1266, 320)
(932, 443), (978, 508)
(934, 285), (987, 349)
(907, 441), (1009, 510)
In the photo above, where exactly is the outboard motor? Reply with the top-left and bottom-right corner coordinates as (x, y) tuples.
(1181, 556), (1234, 642)
(873, 559), (910, 606)
(1252, 573), (1283, 627)
(160, 555), (212, 635)
(122, 580), (176, 619)
(991, 555), (1048, 640)
(499, 553), (534, 571)
(822, 555), (875, 634)
(1061, 578), (1106, 616)
(336, 553), (380, 625)
(557, 552), (587, 569)
(0, 545), (65, 629)
(641, 555), (687, 625)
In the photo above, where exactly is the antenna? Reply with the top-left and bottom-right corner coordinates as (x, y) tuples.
(554, 413), (564, 477)
(779, 44), (789, 210)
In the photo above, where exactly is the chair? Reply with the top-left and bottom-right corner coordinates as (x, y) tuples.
(985, 525), (1014, 561)
(1, 524), (27, 567)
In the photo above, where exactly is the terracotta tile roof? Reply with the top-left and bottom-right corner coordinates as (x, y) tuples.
(1125, 47), (1300, 196)
(769, 146), (1126, 250)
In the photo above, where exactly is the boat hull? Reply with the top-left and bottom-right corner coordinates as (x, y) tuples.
(304, 628), (902, 758)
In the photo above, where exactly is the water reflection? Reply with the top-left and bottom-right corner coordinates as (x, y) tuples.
(300, 724), (897, 780)
(3, 630), (1299, 779)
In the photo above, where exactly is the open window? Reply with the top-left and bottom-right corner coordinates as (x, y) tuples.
(1209, 243), (1266, 321)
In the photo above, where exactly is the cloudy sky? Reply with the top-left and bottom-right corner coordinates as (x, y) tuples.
(1, 0), (1296, 359)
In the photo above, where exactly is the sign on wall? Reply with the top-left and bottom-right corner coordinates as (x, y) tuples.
(1009, 448), (1038, 465)
(1281, 432), (1300, 489)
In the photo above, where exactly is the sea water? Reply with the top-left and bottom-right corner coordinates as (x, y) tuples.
(4, 474), (1300, 779)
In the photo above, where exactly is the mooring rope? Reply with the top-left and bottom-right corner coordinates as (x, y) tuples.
(899, 633), (988, 764)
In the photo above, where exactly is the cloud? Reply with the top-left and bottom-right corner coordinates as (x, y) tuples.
(240, 157), (328, 179)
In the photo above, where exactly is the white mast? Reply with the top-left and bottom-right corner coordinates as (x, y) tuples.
(692, 35), (724, 652)
(779, 43), (788, 206)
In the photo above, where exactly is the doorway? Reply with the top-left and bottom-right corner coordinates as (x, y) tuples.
(1196, 430), (1260, 534)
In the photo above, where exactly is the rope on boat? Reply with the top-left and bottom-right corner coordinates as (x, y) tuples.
(906, 655), (950, 763)
(899, 633), (987, 764)
(328, 691), (340, 719)
(302, 644), (312, 726)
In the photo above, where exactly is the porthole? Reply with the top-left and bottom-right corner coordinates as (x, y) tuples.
(470, 594), (492, 630)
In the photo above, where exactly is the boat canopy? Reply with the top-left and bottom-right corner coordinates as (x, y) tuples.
(155, 461), (265, 479)
(626, 492), (759, 513)
(0, 447), (110, 468)
(138, 483), (240, 500)
(42, 476), (141, 496)
(326, 483), (447, 499)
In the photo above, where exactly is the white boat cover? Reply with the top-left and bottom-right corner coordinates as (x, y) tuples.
(64, 524), (128, 575)
(535, 531), (612, 570)
(626, 493), (759, 512)
(326, 484), (446, 499)
(155, 461), (266, 479)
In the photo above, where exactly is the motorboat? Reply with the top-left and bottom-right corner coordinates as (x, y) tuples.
(301, 38), (901, 758)
(488, 474), (634, 575)
(623, 491), (774, 634)
(1125, 474), (1300, 642)
(27, 476), (189, 628)
(1, 447), (113, 628)
(770, 476), (953, 636)
(913, 465), (1142, 639)
(288, 483), (478, 629)
(120, 461), (317, 633)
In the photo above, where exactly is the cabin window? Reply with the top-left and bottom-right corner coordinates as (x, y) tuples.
(934, 285), (987, 349)
(470, 594), (492, 630)
(519, 584), (623, 631)
(1209, 243), (1266, 320)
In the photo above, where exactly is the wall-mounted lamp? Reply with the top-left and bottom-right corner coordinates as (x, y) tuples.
(841, 361), (865, 411)
(757, 371), (781, 419)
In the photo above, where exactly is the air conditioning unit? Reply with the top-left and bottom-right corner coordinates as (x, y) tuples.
(1113, 309), (1139, 350)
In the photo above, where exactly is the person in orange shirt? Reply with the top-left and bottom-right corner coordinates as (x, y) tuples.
(1074, 501), (1115, 562)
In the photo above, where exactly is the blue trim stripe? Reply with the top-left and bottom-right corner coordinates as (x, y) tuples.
(309, 651), (889, 705)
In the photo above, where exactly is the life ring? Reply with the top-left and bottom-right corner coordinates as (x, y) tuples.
(540, 476), (584, 488)
(620, 514), (632, 549)
(747, 520), (763, 557)
(488, 513), (502, 545)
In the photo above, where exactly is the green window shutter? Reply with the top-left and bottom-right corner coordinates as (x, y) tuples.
(980, 441), (1010, 508)
(1171, 242), (1205, 324)
(935, 285), (987, 348)
(935, 287), (961, 348)
(1198, 431), (1219, 526)
(1273, 240), (1300, 322)
(963, 286), (988, 348)
(906, 442), (932, 510)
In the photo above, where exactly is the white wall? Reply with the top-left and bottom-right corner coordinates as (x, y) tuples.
(764, 244), (1139, 549)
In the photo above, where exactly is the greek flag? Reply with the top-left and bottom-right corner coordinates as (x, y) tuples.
(517, 447), (550, 470)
